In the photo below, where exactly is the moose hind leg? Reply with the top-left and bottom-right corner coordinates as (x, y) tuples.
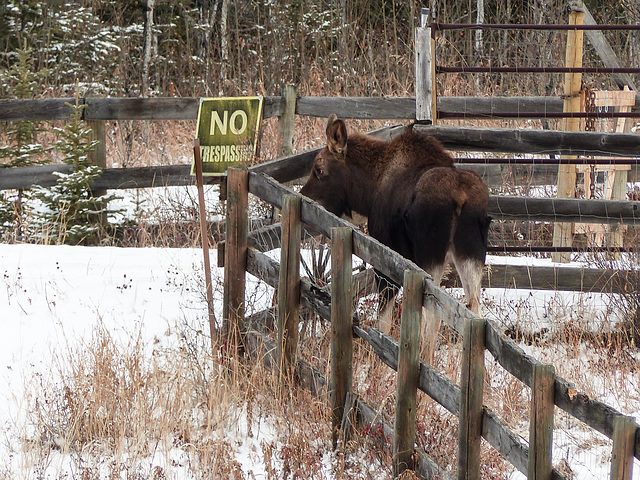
(452, 256), (484, 316)
(375, 270), (399, 334)
(452, 208), (490, 316)
(420, 263), (446, 364)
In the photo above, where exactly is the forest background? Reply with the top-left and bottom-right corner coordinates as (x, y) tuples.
(2, 0), (639, 102)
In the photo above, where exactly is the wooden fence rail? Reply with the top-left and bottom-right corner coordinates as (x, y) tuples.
(227, 220), (638, 296)
(0, 95), (572, 122)
(236, 166), (640, 479)
(2, 161), (639, 226)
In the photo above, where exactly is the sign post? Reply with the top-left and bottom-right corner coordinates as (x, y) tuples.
(193, 139), (217, 351)
(192, 97), (264, 353)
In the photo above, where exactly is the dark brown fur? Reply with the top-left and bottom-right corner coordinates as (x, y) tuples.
(300, 115), (491, 315)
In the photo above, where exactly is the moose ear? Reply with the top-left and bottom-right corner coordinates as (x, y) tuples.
(326, 114), (347, 158)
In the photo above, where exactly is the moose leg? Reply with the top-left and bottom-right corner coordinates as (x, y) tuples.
(374, 270), (399, 335)
(452, 256), (484, 316)
(405, 202), (453, 364)
(452, 209), (491, 316)
(421, 263), (446, 365)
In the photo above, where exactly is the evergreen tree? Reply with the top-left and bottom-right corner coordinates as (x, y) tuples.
(0, 41), (49, 239)
(0, 41), (49, 167)
(32, 92), (120, 245)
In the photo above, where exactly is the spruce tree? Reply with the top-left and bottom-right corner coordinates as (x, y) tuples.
(0, 41), (49, 238)
(32, 91), (120, 245)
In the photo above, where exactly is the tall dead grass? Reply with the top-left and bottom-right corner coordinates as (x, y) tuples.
(20, 314), (400, 479)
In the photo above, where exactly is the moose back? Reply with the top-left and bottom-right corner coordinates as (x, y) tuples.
(300, 115), (491, 317)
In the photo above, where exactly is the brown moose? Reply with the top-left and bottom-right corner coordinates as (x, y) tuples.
(300, 115), (491, 341)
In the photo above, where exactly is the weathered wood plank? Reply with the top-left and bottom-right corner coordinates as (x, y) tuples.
(246, 222), (282, 253)
(0, 98), (80, 121)
(480, 263), (638, 295)
(610, 415), (637, 480)
(0, 95), (636, 123)
(415, 10), (434, 123)
(482, 407), (529, 476)
(84, 97), (200, 120)
(296, 96), (416, 119)
(276, 195), (302, 378)
(414, 124), (640, 157)
(393, 270), (423, 477)
(251, 148), (320, 184)
(458, 318), (486, 480)
(0, 164), (219, 190)
(278, 85), (297, 156)
(84, 96), (283, 120)
(529, 364), (555, 480)
(355, 262), (638, 297)
(223, 167), (248, 352)
(439, 96), (564, 118)
(330, 226), (353, 449)
(489, 196), (640, 225)
(0, 164), (73, 189)
(554, 372), (626, 445)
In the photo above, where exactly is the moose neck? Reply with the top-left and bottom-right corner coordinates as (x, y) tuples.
(343, 134), (391, 217)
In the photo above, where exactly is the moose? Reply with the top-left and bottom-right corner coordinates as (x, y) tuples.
(300, 115), (491, 350)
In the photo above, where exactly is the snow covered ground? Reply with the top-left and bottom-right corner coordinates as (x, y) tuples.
(1, 241), (638, 478)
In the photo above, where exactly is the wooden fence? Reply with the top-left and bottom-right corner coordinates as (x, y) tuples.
(221, 157), (639, 479)
(1, 96), (638, 478)
(1, 96), (639, 294)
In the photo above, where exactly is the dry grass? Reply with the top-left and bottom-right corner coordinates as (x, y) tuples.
(20, 318), (364, 479)
(3, 32), (638, 479)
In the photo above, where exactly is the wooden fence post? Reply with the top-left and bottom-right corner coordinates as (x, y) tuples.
(528, 363), (555, 480)
(330, 226), (353, 449)
(553, 8), (584, 263)
(610, 415), (637, 480)
(458, 317), (486, 480)
(87, 119), (107, 225)
(415, 8), (435, 124)
(223, 166), (248, 356)
(278, 84), (296, 157)
(276, 194), (301, 380)
(393, 269), (423, 477)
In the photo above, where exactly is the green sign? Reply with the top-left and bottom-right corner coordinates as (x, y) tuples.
(192, 96), (264, 176)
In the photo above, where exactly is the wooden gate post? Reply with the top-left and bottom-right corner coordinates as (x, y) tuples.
(278, 84), (297, 157)
(553, 8), (584, 263)
(610, 415), (637, 480)
(330, 226), (353, 449)
(415, 7), (436, 124)
(277, 194), (302, 380)
(458, 317), (486, 480)
(223, 166), (248, 356)
(393, 269), (424, 477)
(528, 363), (555, 480)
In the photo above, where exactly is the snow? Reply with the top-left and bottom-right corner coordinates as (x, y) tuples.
(1, 241), (638, 478)
(0, 243), (275, 478)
